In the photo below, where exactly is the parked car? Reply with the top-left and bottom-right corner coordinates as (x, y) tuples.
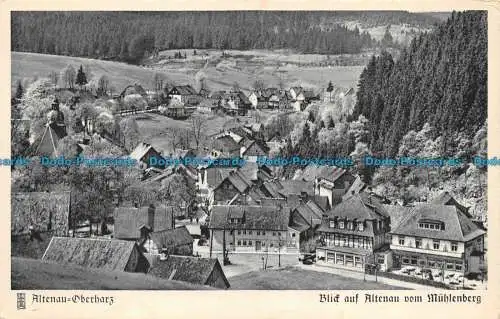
(299, 253), (316, 262)
(302, 258), (314, 265)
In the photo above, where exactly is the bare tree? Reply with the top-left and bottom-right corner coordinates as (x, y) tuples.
(60, 65), (76, 89)
(191, 114), (208, 151)
(153, 73), (165, 94)
(253, 79), (265, 92)
(48, 71), (59, 88)
(97, 75), (109, 95)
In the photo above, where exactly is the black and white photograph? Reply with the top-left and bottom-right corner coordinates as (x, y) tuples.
(10, 10), (487, 291)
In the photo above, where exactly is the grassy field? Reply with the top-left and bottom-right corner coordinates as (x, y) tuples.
(13, 51), (364, 94)
(12, 257), (210, 290)
(229, 266), (406, 290)
(11, 51), (192, 92)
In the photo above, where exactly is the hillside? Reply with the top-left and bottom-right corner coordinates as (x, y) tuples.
(12, 257), (211, 290)
(12, 51), (364, 94)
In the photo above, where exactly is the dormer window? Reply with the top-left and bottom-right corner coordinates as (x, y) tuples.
(418, 220), (445, 231)
(358, 222), (364, 231)
(339, 221), (345, 229)
(329, 220), (336, 228)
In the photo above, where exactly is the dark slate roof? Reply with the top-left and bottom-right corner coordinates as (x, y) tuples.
(205, 167), (235, 188)
(150, 226), (193, 249)
(113, 205), (173, 240)
(431, 191), (472, 218)
(303, 90), (319, 99)
(391, 204), (486, 242)
(324, 194), (389, 221)
(149, 256), (229, 288)
(224, 170), (253, 193)
(278, 180), (314, 197)
(381, 204), (412, 230)
(209, 205), (291, 231)
(212, 135), (241, 154)
(293, 201), (323, 226)
(170, 85), (198, 96)
(35, 125), (65, 156)
(42, 237), (138, 271)
(210, 91), (227, 99)
(242, 140), (270, 157)
(121, 84), (147, 97)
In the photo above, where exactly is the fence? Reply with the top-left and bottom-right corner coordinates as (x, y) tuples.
(377, 271), (451, 289)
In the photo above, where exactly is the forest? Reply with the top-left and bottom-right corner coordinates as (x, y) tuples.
(275, 11), (487, 215)
(10, 11), (440, 63)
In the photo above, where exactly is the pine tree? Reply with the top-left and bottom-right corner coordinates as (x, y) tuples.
(76, 65), (88, 88)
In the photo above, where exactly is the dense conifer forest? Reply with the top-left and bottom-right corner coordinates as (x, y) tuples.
(353, 11), (487, 157)
(11, 11), (441, 63)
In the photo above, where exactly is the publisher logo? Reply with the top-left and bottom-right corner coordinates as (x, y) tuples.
(17, 292), (26, 310)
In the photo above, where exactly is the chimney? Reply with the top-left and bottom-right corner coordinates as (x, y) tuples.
(148, 204), (155, 231)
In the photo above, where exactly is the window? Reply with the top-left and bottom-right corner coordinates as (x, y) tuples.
(419, 223), (424, 228)
(358, 222), (364, 231)
(231, 218), (235, 223)
(237, 240), (241, 246)
(278, 232), (281, 237)
(243, 230), (247, 235)
(451, 242), (458, 252)
(419, 260), (426, 266)
(415, 238), (422, 249)
(262, 231), (266, 236)
(339, 221), (345, 229)
(446, 263), (454, 270)
(398, 236), (405, 246)
(455, 263), (463, 271)
(377, 257), (385, 264)
(273, 232), (276, 236)
(249, 230), (253, 235)
(429, 224), (435, 230)
(433, 240), (440, 250)
(402, 257), (410, 265)
(411, 257), (418, 265)
(270, 243), (274, 247)
(257, 231), (260, 235)
(248, 240), (252, 246)
(329, 220), (336, 228)
(237, 230), (241, 235)
(292, 233), (296, 237)
(243, 240), (247, 246)
(424, 224), (429, 229)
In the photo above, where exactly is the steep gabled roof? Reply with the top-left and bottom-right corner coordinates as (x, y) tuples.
(113, 205), (173, 240)
(35, 124), (65, 156)
(431, 191), (473, 218)
(325, 194), (389, 221)
(214, 170), (253, 193)
(129, 142), (157, 162)
(381, 204), (412, 230)
(242, 139), (270, 157)
(150, 226), (193, 249)
(170, 85), (198, 96)
(149, 256), (229, 288)
(42, 237), (138, 271)
(209, 205), (291, 231)
(391, 204), (486, 242)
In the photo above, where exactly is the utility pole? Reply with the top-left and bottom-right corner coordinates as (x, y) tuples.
(209, 229), (213, 258)
(278, 233), (281, 267)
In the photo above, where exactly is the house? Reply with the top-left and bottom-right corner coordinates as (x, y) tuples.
(224, 91), (251, 115)
(211, 135), (241, 157)
(143, 226), (194, 256)
(289, 87), (303, 99)
(279, 90), (293, 109)
(35, 99), (67, 156)
(198, 87), (210, 99)
(303, 90), (320, 103)
(113, 204), (174, 241)
(42, 237), (150, 273)
(316, 193), (392, 271)
(168, 85), (200, 105)
(208, 205), (297, 252)
(248, 91), (259, 108)
(288, 199), (326, 250)
(209, 91), (227, 106)
(295, 166), (362, 207)
(129, 142), (164, 169)
(212, 170), (254, 205)
(120, 84), (148, 99)
(149, 255), (230, 289)
(11, 191), (71, 237)
(241, 139), (270, 162)
(389, 203), (486, 275)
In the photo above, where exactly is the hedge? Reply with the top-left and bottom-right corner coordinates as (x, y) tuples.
(376, 271), (451, 289)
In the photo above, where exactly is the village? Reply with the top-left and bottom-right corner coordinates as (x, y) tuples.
(11, 66), (488, 290)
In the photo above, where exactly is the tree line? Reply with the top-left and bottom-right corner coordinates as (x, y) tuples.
(10, 11), (398, 63)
